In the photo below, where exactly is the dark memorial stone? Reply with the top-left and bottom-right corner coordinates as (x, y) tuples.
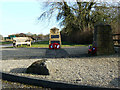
(26, 60), (49, 75)
(94, 24), (115, 55)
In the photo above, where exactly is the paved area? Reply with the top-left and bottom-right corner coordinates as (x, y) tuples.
(1, 46), (89, 60)
(0, 44), (13, 48)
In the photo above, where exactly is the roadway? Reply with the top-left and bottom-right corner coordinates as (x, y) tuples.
(1, 46), (89, 60)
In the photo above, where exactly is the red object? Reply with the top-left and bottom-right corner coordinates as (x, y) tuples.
(49, 43), (54, 49)
(91, 47), (97, 54)
(49, 43), (60, 49)
(88, 47), (97, 55)
(88, 49), (92, 54)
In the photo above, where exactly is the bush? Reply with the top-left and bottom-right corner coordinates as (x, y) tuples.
(61, 30), (93, 44)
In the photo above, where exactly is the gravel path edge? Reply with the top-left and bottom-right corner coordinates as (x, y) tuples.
(0, 71), (119, 90)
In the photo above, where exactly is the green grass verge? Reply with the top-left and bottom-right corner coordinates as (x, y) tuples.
(0, 41), (12, 45)
(14, 41), (90, 48)
(2, 41), (90, 48)
(30, 41), (49, 48)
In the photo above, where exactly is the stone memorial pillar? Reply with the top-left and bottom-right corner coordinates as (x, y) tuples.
(94, 24), (115, 55)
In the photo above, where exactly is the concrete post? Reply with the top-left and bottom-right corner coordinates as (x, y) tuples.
(94, 24), (115, 55)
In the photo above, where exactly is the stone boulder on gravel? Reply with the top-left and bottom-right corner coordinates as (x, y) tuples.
(26, 59), (49, 75)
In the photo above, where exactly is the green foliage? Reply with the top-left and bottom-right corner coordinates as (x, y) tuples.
(61, 30), (93, 44)
(0, 41), (12, 45)
(39, 1), (119, 44)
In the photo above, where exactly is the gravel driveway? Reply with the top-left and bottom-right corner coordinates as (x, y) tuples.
(1, 55), (119, 89)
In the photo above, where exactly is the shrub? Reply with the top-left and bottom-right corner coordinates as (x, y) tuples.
(61, 30), (93, 44)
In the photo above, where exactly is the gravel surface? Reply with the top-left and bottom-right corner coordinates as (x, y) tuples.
(0, 55), (119, 89)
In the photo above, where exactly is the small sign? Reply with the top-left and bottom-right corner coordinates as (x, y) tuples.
(49, 27), (61, 48)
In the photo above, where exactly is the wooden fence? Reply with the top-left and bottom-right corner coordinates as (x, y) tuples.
(113, 34), (120, 47)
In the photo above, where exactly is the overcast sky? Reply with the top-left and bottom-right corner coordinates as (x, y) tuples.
(0, 0), (119, 37)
